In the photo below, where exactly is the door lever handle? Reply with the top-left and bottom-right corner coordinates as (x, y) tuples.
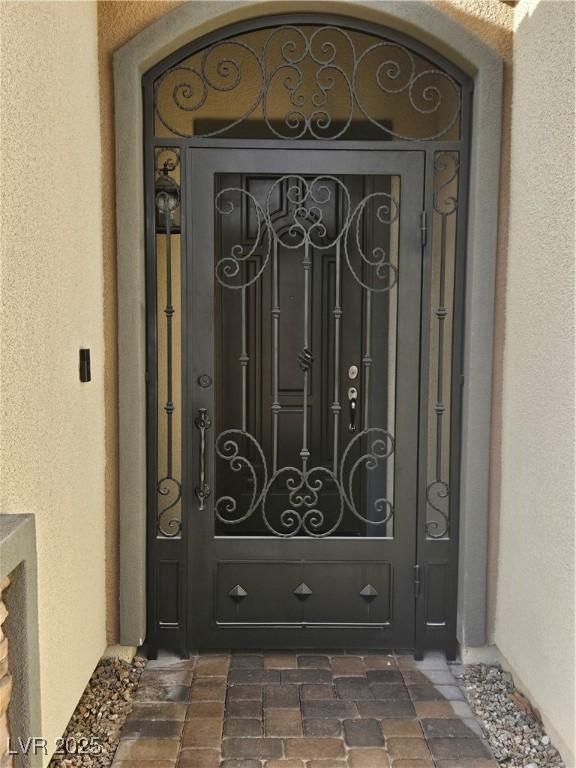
(348, 387), (358, 433)
(194, 408), (211, 510)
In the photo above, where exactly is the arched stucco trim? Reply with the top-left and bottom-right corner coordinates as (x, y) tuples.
(114, 0), (503, 650)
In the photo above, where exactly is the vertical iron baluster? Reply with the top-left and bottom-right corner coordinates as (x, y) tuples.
(155, 150), (182, 538)
(272, 239), (280, 472)
(436, 203), (447, 481)
(165, 213), (174, 476)
(363, 290), (372, 429)
(241, 285), (248, 433)
(300, 239), (311, 472)
(332, 239), (342, 473)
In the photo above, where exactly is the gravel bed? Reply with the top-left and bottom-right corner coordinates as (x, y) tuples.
(49, 655), (146, 767)
(456, 664), (564, 768)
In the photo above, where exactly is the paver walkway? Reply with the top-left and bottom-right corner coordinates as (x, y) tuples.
(112, 650), (497, 768)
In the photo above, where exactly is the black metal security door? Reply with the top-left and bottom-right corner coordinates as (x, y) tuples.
(187, 149), (424, 649)
(145, 15), (472, 659)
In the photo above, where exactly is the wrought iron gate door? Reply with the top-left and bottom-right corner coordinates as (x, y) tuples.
(187, 149), (424, 649)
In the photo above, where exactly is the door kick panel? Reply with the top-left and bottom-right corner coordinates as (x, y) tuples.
(215, 561), (392, 625)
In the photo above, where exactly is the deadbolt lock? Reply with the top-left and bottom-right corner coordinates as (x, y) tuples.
(348, 364), (359, 380)
(347, 387), (358, 433)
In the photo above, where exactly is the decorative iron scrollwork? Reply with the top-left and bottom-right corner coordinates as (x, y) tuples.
(214, 427), (394, 538)
(154, 25), (461, 141)
(215, 175), (399, 293)
(297, 347), (314, 372)
(213, 172), (397, 538)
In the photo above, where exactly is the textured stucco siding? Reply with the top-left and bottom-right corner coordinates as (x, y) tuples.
(494, 0), (575, 762)
(0, 2), (106, 762)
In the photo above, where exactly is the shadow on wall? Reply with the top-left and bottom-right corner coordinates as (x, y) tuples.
(430, 0), (513, 645)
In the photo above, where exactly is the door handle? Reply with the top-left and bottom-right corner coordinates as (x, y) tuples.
(348, 387), (358, 433)
(194, 408), (211, 510)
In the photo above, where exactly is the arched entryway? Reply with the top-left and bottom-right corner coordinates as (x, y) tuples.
(114, 2), (502, 660)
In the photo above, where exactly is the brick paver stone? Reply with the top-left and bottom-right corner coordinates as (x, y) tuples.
(434, 760), (498, 768)
(120, 719), (183, 739)
(227, 684), (263, 701)
(115, 650), (496, 768)
(229, 669), (280, 685)
(112, 761), (176, 768)
(220, 760), (260, 768)
(225, 700), (262, 718)
(357, 700), (416, 718)
(307, 762), (348, 768)
(187, 701), (225, 718)
(230, 654), (264, 669)
(264, 653), (297, 669)
(281, 669), (333, 684)
(301, 700), (357, 718)
(177, 748), (220, 767)
(427, 737), (493, 760)
(367, 670), (404, 684)
(114, 738), (180, 762)
(223, 718), (263, 737)
(420, 718), (482, 739)
(134, 683), (190, 703)
(298, 654), (331, 668)
(380, 718), (423, 738)
(344, 718), (385, 747)
(189, 680), (226, 701)
(285, 737), (346, 759)
(348, 748), (391, 767)
(264, 760), (305, 768)
(303, 717), (341, 737)
(140, 668), (194, 686)
(331, 656), (366, 676)
(265, 709), (303, 737)
(386, 737), (432, 760)
(264, 683), (300, 708)
(181, 717), (223, 748)
(222, 737), (283, 759)
(195, 656), (230, 677)
(301, 683), (336, 700)
(128, 702), (188, 721)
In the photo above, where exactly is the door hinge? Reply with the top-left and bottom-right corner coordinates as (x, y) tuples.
(413, 564), (422, 599)
(419, 211), (428, 247)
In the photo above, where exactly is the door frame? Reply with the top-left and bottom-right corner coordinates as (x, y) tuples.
(114, 3), (503, 656)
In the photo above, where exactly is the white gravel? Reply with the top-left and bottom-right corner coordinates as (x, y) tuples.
(48, 655), (146, 767)
(454, 664), (564, 768)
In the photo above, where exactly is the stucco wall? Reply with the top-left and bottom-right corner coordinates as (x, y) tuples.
(97, 0), (181, 643)
(494, 0), (575, 762)
(0, 2), (106, 762)
(97, 0), (512, 645)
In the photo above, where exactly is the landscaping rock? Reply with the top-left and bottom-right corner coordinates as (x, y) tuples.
(454, 663), (564, 768)
(49, 655), (146, 767)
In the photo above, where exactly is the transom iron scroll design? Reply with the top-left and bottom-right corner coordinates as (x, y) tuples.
(214, 175), (397, 538)
(154, 24), (461, 141)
